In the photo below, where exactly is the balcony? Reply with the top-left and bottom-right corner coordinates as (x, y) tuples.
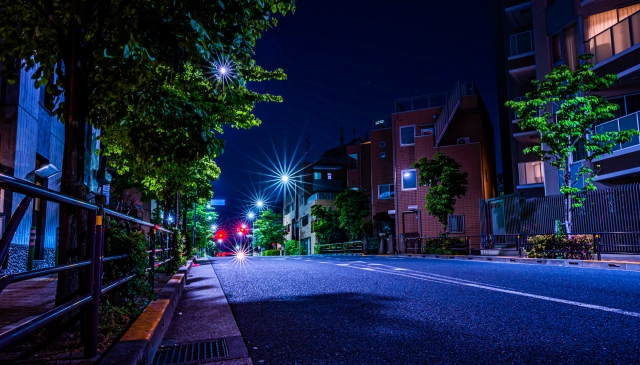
(518, 161), (544, 186)
(509, 30), (534, 59)
(395, 91), (451, 113)
(306, 192), (339, 205)
(505, 1), (532, 28)
(585, 10), (640, 72)
(513, 130), (540, 146)
(595, 110), (640, 156)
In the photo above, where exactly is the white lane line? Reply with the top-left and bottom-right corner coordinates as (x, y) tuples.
(318, 262), (330, 264)
(349, 264), (640, 319)
(336, 264), (350, 266)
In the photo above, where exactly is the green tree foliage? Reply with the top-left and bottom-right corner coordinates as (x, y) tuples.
(184, 204), (218, 255)
(284, 239), (306, 255)
(253, 209), (286, 250)
(0, 0), (294, 307)
(412, 152), (468, 233)
(505, 55), (639, 232)
(311, 205), (335, 245)
(334, 189), (370, 240)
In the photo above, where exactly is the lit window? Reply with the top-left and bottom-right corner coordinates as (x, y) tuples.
(314, 172), (321, 179)
(378, 184), (395, 199)
(401, 169), (417, 190)
(327, 173), (332, 180)
(400, 126), (415, 146)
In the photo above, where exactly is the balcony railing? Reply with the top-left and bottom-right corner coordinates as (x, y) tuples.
(395, 91), (451, 113)
(518, 161), (544, 185)
(595, 110), (640, 152)
(509, 30), (535, 57)
(434, 81), (475, 146)
(306, 192), (339, 205)
(585, 9), (640, 64)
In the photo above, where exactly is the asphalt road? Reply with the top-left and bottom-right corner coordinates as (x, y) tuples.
(210, 255), (640, 365)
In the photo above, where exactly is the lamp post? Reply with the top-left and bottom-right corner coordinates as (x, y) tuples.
(247, 211), (256, 255)
(280, 173), (303, 256)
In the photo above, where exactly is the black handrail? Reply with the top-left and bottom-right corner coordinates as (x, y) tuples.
(0, 173), (176, 358)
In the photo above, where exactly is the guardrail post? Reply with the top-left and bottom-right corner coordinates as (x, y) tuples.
(149, 226), (156, 290)
(84, 195), (104, 359)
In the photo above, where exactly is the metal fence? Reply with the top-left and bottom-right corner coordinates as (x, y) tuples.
(404, 232), (640, 259)
(315, 241), (363, 254)
(0, 173), (175, 358)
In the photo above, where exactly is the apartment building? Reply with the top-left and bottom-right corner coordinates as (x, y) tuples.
(282, 141), (357, 254)
(392, 82), (497, 253)
(497, 0), (640, 197)
(0, 67), (64, 273)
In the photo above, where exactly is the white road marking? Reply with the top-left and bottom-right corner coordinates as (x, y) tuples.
(340, 263), (640, 319)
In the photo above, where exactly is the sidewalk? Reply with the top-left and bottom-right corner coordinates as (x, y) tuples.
(155, 257), (250, 365)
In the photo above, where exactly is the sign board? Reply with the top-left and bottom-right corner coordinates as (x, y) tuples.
(210, 199), (226, 206)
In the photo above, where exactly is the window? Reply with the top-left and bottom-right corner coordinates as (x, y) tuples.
(448, 215), (465, 233)
(380, 152), (386, 159)
(379, 141), (386, 148)
(572, 139), (587, 162)
(327, 173), (332, 180)
(509, 30), (534, 57)
(518, 161), (544, 185)
(400, 126), (415, 146)
(551, 33), (562, 64)
(378, 184), (394, 199)
(584, 4), (640, 64)
(401, 169), (417, 190)
(314, 172), (321, 179)
(420, 128), (434, 136)
(302, 215), (309, 227)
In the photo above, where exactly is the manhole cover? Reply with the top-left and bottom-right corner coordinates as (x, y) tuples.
(153, 339), (228, 365)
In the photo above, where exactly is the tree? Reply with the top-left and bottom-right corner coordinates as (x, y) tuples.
(0, 0), (294, 308)
(334, 189), (370, 241)
(253, 209), (286, 250)
(311, 205), (335, 245)
(412, 152), (468, 234)
(185, 204), (218, 256)
(505, 55), (639, 233)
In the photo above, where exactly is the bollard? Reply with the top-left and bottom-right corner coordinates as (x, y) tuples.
(27, 226), (36, 270)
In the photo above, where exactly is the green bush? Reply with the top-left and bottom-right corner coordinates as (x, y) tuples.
(525, 234), (594, 259)
(169, 229), (187, 273)
(262, 249), (281, 256)
(420, 237), (464, 255)
(285, 239), (306, 255)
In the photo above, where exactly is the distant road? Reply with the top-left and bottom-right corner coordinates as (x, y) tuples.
(211, 255), (640, 364)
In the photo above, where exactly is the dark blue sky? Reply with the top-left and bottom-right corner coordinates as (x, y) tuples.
(212, 0), (501, 218)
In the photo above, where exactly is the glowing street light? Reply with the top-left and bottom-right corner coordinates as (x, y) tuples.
(211, 224), (217, 231)
(256, 200), (264, 209)
(281, 174), (290, 184)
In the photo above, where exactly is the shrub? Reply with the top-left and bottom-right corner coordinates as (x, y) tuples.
(421, 237), (464, 255)
(285, 239), (306, 255)
(169, 229), (187, 273)
(262, 249), (281, 256)
(525, 234), (594, 260)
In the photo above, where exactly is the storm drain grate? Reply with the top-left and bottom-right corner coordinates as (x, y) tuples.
(153, 339), (228, 365)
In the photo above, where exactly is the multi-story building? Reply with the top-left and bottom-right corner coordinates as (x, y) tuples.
(497, 0), (640, 197)
(391, 82), (497, 253)
(282, 139), (358, 254)
(0, 67), (64, 273)
(0, 65), (108, 273)
(369, 117), (395, 237)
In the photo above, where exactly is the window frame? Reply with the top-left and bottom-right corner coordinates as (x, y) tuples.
(378, 184), (395, 200)
(401, 169), (417, 190)
(448, 214), (465, 233)
(399, 126), (415, 146)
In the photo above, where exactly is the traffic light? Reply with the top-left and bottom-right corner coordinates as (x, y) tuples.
(216, 230), (226, 240)
(239, 226), (246, 235)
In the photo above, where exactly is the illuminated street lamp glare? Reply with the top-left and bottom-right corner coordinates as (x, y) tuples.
(281, 175), (290, 183)
(256, 200), (264, 208)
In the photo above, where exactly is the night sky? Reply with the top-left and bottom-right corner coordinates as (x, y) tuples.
(212, 0), (501, 218)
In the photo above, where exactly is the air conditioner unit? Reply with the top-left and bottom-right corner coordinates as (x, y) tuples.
(420, 128), (434, 136)
(457, 137), (471, 145)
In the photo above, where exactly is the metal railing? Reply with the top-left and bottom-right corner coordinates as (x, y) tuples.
(585, 9), (640, 65)
(509, 30), (534, 58)
(433, 81), (476, 147)
(315, 241), (363, 254)
(306, 192), (339, 205)
(404, 232), (640, 260)
(0, 173), (175, 358)
(395, 92), (451, 113)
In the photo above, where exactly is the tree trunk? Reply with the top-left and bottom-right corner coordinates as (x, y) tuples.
(56, 28), (90, 309)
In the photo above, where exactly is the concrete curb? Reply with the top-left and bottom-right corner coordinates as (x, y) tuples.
(401, 253), (640, 271)
(100, 260), (194, 365)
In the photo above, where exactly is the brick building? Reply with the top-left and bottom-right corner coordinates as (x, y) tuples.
(496, 0), (640, 198)
(391, 82), (497, 253)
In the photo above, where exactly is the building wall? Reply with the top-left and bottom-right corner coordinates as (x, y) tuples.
(370, 128), (395, 235)
(0, 66), (64, 273)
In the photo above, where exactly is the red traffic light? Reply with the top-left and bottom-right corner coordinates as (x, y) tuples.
(216, 231), (226, 239)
